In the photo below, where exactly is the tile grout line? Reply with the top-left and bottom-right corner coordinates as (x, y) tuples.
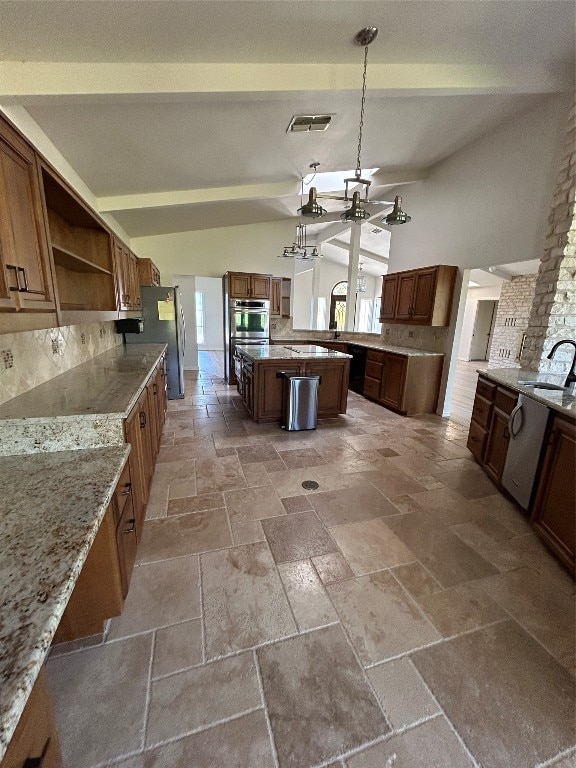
(141, 629), (157, 753)
(406, 657), (482, 768)
(198, 554), (206, 666)
(536, 744), (576, 768)
(253, 650), (280, 768)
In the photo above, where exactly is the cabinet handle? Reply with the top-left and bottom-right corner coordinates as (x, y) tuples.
(123, 518), (136, 534)
(23, 737), (51, 767)
(5, 264), (20, 291)
(503, 427), (510, 439)
(119, 482), (132, 496)
(153, 383), (158, 395)
(139, 411), (147, 428)
(17, 267), (29, 292)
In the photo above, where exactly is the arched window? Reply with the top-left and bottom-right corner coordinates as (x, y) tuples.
(329, 281), (348, 330)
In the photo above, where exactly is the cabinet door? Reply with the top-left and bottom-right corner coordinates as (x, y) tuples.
(124, 389), (151, 541)
(113, 240), (129, 310)
(381, 354), (407, 409)
(306, 361), (349, 415)
(395, 272), (416, 320)
(467, 419), (488, 463)
(380, 275), (398, 321)
(257, 364), (301, 421)
(146, 378), (159, 462)
(2, 669), (63, 768)
(281, 278), (291, 318)
(128, 251), (141, 310)
(271, 277), (281, 316)
(0, 121), (54, 311)
(531, 416), (575, 574)
(229, 273), (251, 298)
(483, 407), (510, 485)
(411, 268), (437, 322)
(250, 274), (271, 299)
(115, 491), (137, 598)
(244, 369), (254, 415)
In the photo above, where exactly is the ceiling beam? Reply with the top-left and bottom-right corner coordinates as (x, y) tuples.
(330, 239), (389, 265)
(370, 167), (429, 188)
(98, 181), (299, 213)
(0, 61), (567, 99)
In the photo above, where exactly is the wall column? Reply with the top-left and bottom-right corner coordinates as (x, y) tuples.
(345, 224), (361, 331)
(310, 253), (322, 329)
(521, 101), (576, 374)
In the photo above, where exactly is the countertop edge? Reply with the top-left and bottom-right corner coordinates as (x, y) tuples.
(478, 368), (576, 418)
(270, 338), (444, 357)
(0, 445), (131, 763)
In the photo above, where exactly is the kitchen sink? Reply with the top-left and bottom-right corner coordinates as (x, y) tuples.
(517, 380), (566, 391)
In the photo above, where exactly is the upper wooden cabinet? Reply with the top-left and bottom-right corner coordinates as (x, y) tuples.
(228, 272), (271, 300)
(271, 277), (281, 316)
(137, 257), (161, 287)
(113, 239), (141, 311)
(380, 265), (457, 326)
(0, 118), (55, 313)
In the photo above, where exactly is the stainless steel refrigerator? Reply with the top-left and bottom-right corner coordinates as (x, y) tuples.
(124, 286), (185, 399)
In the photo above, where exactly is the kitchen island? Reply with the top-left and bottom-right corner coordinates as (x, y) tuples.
(235, 344), (351, 423)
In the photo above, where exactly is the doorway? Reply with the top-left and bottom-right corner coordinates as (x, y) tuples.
(329, 281), (348, 330)
(470, 300), (497, 360)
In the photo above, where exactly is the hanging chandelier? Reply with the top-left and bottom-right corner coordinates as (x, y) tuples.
(298, 27), (411, 228)
(279, 222), (319, 260)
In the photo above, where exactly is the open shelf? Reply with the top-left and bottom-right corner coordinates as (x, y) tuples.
(52, 244), (112, 275)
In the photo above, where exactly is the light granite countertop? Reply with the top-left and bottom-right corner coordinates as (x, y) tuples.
(0, 445), (131, 762)
(480, 367), (576, 417)
(236, 343), (351, 361)
(0, 344), (167, 456)
(271, 338), (444, 357)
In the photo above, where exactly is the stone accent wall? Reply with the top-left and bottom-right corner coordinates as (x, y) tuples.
(521, 101), (576, 374)
(0, 321), (122, 405)
(488, 275), (537, 369)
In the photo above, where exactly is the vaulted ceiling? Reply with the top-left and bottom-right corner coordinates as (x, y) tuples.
(0, 0), (573, 266)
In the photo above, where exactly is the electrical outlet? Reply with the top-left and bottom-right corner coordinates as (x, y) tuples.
(408, 331), (414, 338)
(99, 327), (105, 338)
(1, 349), (14, 369)
(80, 333), (86, 345)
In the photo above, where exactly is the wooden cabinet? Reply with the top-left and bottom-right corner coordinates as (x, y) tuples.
(53, 502), (124, 643)
(531, 413), (575, 575)
(41, 165), (116, 317)
(113, 239), (141, 311)
(271, 277), (281, 316)
(281, 277), (291, 318)
(112, 461), (138, 598)
(228, 271), (271, 300)
(1, 669), (63, 768)
(363, 348), (442, 416)
(0, 117), (55, 313)
(379, 265), (457, 326)
(467, 376), (517, 488)
(137, 257), (161, 287)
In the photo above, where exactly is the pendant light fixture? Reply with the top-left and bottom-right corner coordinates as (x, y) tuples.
(383, 195), (411, 225)
(280, 178), (320, 259)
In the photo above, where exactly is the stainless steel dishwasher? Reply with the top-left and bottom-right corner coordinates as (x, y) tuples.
(501, 393), (549, 509)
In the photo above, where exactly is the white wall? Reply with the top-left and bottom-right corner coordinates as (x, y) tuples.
(387, 94), (571, 274)
(132, 221), (296, 285)
(458, 283), (503, 360)
(195, 276), (224, 350)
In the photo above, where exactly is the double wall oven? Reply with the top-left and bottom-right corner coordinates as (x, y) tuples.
(227, 299), (270, 385)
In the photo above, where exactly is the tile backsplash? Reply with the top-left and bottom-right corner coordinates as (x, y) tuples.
(0, 321), (122, 405)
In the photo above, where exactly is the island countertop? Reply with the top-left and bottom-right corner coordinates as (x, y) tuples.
(0, 445), (131, 763)
(270, 337), (444, 357)
(236, 343), (352, 361)
(480, 367), (576, 418)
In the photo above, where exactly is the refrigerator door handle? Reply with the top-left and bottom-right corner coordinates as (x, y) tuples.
(508, 397), (523, 439)
(180, 306), (186, 354)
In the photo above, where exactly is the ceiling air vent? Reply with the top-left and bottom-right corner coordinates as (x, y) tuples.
(370, 227), (383, 234)
(287, 115), (332, 133)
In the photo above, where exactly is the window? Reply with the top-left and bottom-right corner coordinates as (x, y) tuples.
(195, 290), (205, 345)
(372, 298), (382, 333)
(329, 281), (348, 330)
(317, 297), (327, 330)
(358, 298), (373, 333)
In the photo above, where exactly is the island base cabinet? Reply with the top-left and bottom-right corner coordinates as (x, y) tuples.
(363, 351), (442, 416)
(1, 669), (63, 768)
(531, 413), (575, 575)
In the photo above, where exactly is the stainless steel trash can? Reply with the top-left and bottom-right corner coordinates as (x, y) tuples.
(281, 375), (320, 431)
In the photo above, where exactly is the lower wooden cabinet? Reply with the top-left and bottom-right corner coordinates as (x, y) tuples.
(1, 669), (63, 768)
(363, 349), (442, 416)
(531, 413), (575, 575)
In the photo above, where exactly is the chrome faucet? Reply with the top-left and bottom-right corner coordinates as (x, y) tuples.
(546, 339), (576, 388)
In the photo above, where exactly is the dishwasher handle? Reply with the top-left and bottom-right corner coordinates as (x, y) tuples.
(508, 396), (524, 439)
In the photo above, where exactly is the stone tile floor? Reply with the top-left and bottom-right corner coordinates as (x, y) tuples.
(47, 370), (576, 768)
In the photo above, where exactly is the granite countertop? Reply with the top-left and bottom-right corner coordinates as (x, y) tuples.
(481, 368), (576, 417)
(0, 344), (167, 422)
(236, 344), (352, 361)
(0, 445), (131, 762)
(272, 337), (444, 358)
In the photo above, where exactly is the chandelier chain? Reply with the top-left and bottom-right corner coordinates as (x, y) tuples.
(355, 44), (369, 178)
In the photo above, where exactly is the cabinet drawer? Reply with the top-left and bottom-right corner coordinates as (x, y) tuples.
(495, 386), (517, 415)
(367, 349), (385, 363)
(365, 360), (384, 380)
(477, 377), (496, 400)
(467, 419), (487, 462)
(471, 394), (492, 430)
(363, 376), (381, 400)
